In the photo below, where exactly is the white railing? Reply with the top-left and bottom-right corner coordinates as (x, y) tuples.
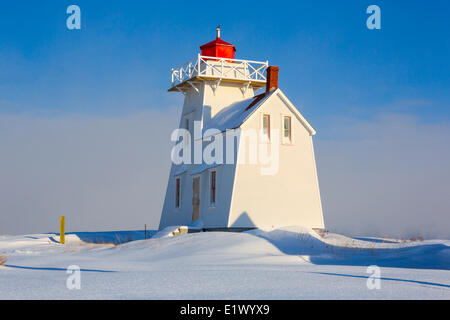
(171, 54), (268, 86)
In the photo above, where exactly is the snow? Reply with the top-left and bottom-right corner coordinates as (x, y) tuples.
(202, 90), (274, 137)
(189, 161), (222, 175)
(0, 227), (449, 299)
(172, 164), (188, 177)
(188, 218), (204, 230)
(152, 226), (185, 239)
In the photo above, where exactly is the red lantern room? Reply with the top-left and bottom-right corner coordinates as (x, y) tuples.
(200, 26), (236, 59)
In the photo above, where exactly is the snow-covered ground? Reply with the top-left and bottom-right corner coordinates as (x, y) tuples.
(0, 226), (449, 299)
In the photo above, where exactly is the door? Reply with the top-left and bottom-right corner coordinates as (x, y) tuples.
(192, 177), (200, 222)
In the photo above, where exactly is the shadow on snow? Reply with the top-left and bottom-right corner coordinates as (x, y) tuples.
(250, 229), (450, 271)
(49, 230), (157, 245)
(4, 264), (116, 273)
(308, 271), (450, 289)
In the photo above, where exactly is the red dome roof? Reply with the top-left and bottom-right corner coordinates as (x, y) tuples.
(200, 27), (236, 59)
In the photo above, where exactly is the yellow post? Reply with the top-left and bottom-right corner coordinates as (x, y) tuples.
(60, 216), (65, 244)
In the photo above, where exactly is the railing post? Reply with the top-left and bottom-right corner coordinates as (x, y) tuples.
(170, 56), (268, 87)
(245, 61), (248, 80)
(60, 216), (65, 245)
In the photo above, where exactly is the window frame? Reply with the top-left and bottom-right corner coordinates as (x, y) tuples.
(175, 177), (181, 209)
(262, 113), (271, 142)
(282, 115), (292, 144)
(184, 118), (190, 146)
(209, 170), (217, 207)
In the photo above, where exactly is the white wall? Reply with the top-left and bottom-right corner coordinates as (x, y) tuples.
(202, 81), (256, 122)
(159, 80), (256, 229)
(228, 92), (324, 229)
(197, 164), (237, 228)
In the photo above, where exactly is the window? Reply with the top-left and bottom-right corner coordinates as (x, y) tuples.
(263, 114), (270, 141)
(184, 118), (190, 145)
(175, 177), (181, 208)
(283, 116), (292, 142)
(210, 170), (216, 205)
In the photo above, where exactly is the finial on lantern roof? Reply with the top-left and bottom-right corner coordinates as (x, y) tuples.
(216, 25), (221, 39)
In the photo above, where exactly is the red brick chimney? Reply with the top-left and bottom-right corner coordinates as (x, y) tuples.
(266, 66), (279, 92)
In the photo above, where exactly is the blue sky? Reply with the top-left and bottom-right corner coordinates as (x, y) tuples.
(1, 1), (450, 236)
(1, 1), (449, 129)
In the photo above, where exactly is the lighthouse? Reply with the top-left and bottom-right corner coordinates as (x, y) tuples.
(168, 26), (268, 125)
(159, 28), (324, 231)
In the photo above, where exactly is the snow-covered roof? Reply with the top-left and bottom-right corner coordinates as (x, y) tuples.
(172, 164), (188, 177)
(190, 162), (222, 175)
(202, 90), (276, 137)
(202, 88), (316, 137)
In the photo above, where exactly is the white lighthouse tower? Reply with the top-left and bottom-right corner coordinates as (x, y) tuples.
(168, 26), (268, 125)
(159, 28), (324, 231)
